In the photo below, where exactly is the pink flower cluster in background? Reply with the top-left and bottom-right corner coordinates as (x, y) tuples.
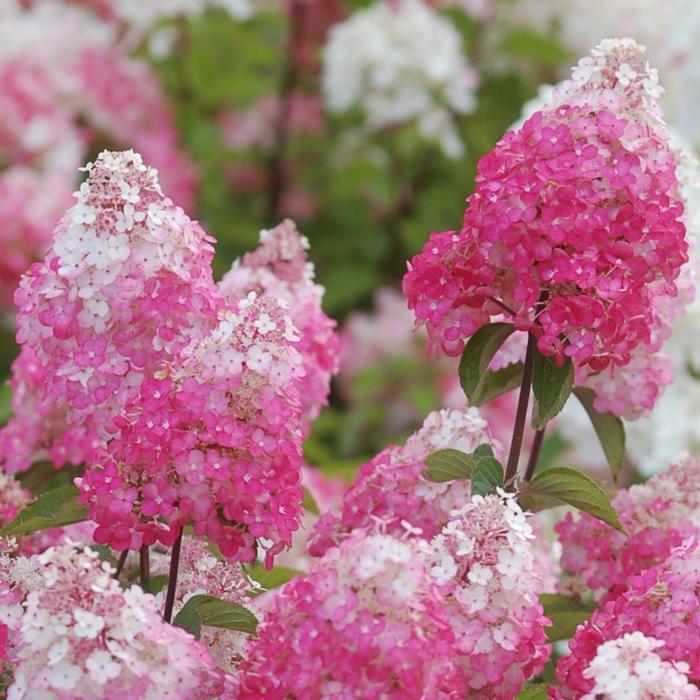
(557, 454), (700, 599)
(0, 0), (196, 310)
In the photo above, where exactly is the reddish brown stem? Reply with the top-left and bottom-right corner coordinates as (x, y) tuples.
(524, 426), (546, 483)
(504, 332), (536, 483)
(114, 550), (128, 580)
(139, 545), (150, 589)
(163, 530), (183, 624)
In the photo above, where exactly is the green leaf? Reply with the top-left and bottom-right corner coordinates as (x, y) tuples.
(16, 461), (82, 495)
(471, 456), (504, 497)
(247, 565), (302, 595)
(172, 594), (258, 640)
(459, 323), (517, 405)
(143, 575), (169, 595)
(302, 487), (320, 516)
(516, 684), (550, 700)
(2, 483), (87, 536)
(519, 466), (626, 534)
(422, 449), (478, 483)
(474, 443), (494, 459)
(573, 387), (626, 477)
(532, 352), (573, 430)
(474, 362), (524, 405)
(540, 593), (595, 642)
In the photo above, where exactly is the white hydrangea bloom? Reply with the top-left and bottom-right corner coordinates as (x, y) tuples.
(582, 632), (700, 699)
(322, 0), (478, 158)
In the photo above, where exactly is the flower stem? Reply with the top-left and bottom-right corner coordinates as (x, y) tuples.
(114, 550), (128, 580)
(139, 545), (150, 589)
(524, 426), (546, 483)
(504, 332), (536, 484)
(163, 529), (183, 624)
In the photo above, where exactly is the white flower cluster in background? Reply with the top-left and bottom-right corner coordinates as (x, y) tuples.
(322, 0), (478, 158)
(504, 0), (700, 148)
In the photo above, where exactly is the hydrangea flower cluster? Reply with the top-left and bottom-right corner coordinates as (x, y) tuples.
(1, 543), (220, 699)
(0, 0), (196, 307)
(0, 349), (101, 473)
(150, 537), (254, 684)
(1, 149), (218, 475)
(570, 632), (700, 700)
(403, 39), (689, 380)
(239, 532), (463, 698)
(219, 219), (340, 429)
(428, 492), (551, 698)
(557, 455), (700, 598)
(556, 541), (700, 695)
(322, 0), (478, 158)
(1, 150), (309, 566)
(308, 408), (496, 556)
(80, 290), (305, 560)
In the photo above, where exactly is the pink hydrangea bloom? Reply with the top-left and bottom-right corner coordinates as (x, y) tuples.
(428, 492), (551, 698)
(403, 39), (688, 375)
(19, 522), (96, 559)
(1, 149), (218, 474)
(239, 532), (464, 698)
(1, 543), (219, 699)
(218, 219), (340, 429)
(556, 540), (700, 695)
(557, 455), (700, 599)
(570, 632), (700, 700)
(80, 290), (305, 560)
(0, 348), (99, 473)
(308, 407), (497, 556)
